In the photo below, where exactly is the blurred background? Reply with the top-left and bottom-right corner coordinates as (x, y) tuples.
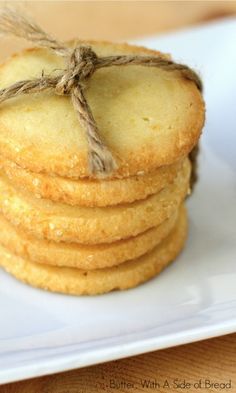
(1, 1), (236, 60)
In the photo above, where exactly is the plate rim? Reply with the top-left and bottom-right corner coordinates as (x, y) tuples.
(1, 319), (236, 385)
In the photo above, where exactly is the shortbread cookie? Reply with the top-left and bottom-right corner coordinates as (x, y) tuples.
(0, 206), (187, 295)
(0, 159), (190, 244)
(0, 41), (205, 179)
(0, 206), (181, 269)
(0, 155), (183, 207)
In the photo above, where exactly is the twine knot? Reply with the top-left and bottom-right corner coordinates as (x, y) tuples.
(55, 46), (98, 95)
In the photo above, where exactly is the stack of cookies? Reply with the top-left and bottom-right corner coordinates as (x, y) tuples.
(0, 41), (205, 295)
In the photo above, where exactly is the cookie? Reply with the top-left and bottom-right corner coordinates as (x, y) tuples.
(0, 206), (181, 269)
(0, 159), (190, 244)
(0, 205), (187, 295)
(0, 155), (183, 207)
(0, 41), (205, 179)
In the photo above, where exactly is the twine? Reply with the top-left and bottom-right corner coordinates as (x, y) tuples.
(0, 8), (202, 178)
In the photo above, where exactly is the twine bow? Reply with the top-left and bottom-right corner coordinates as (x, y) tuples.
(0, 8), (202, 177)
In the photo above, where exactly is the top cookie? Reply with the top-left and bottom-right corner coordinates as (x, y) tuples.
(0, 41), (205, 178)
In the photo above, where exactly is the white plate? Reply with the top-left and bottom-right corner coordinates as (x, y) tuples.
(0, 18), (236, 385)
